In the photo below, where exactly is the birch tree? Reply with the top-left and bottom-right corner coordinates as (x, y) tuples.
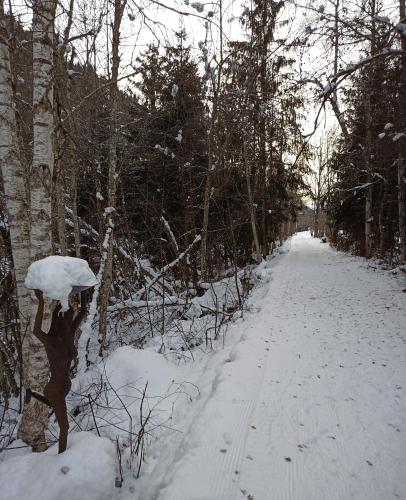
(0, 0), (33, 417)
(18, 0), (57, 451)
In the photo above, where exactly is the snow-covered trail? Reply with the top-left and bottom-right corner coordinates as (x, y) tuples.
(137, 232), (406, 500)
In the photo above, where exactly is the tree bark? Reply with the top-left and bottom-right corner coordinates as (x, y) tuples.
(258, 0), (268, 256)
(364, 0), (376, 258)
(19, 0), (57, 451)
(243, 140), (261, 262)
(398, 0), (406, 262)
(54, 0), (76, 256)
(98, 0), (126, 347)
(0, 0), (33, 419)
(329, 0), (350, 140)
(200, 0), (223, 279)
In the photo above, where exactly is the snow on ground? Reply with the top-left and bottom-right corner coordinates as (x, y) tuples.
(127, 232), (406, 500)
(1, 232), (405, 500)
(0, 432), (116, 500)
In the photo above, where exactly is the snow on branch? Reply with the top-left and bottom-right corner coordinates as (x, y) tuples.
(143, 234), (201, 294)
(336, 180), (379, 193)
(374, 14), (406, 37)
(107, 296), (183, 313)
(78, 225), (113, 371)
(322, 49), (405, 101)
(65, 205), (173, 294)
(160, 216), (179, 253)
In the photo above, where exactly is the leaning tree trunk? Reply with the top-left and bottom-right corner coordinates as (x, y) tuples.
(0, 0), (33, 414)
(18, 0), (57, 452)
(98, 0), (127, 348)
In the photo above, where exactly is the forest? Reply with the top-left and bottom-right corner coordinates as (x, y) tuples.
(0, 1), (405, 499)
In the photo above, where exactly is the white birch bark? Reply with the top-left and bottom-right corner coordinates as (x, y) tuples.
(18, 0), (57, 451)
(0, 0), (33, 408)
(30, 0), (56, 258)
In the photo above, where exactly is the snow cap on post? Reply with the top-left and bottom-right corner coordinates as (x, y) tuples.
(24, 256), (98, 311)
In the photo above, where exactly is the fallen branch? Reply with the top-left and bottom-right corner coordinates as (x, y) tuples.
(143, 235), (201, 295)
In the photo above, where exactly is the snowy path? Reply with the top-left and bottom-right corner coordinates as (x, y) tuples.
(136, 233), (406, 500)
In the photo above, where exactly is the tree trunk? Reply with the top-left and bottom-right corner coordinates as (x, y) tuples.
(200, 0), (223, 279)
(258, 0), (268, 256)
(0, 0), (33, 420)
(19, 0), (57, 451)
(329, 0), (350, 140)
(365, 183), (374, 257)
(398, 162), (405, 262)
(314, 205), (320, 238)
(200, 158), (213, 279)
(98, 0), (126, 348)
(364, 0), (376, 258)
(243, 140), (261, 262)
(378, 183), (387, 258)
(398, 0), (406, 262)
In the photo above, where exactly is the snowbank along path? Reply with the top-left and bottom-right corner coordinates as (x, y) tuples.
(137, 232), (406, 500)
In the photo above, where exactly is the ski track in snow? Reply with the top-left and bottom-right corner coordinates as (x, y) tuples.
(133, 232), (406, 500)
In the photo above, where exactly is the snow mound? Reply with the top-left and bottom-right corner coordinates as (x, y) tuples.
(25, 256), (97, 311)
(0, 432), (115, 500)
(105, 346), (179, 401)
(196, 277), (242, 313)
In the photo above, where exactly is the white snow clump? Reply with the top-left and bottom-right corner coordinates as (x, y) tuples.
(191, 2), (204, 13)
(25, 256), (97, 311)
(171, 84), (179, 97)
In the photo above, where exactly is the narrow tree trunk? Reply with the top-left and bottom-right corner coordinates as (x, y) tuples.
(53, 52), (66, 255)
(98, 0), (126, 348)
(378, 183), (387, 258)
(71, 159), (81, 257)
(258, 0), (268, 256)
(200, 157), (213, 279)
(364, 0), (376, 258)
(200, 0), (223, 279)
(55, 162), (67, 254)
(314, 205), (320, 238)
(398, 0), (406, 262)
(53, 0), (77, 256)
(329, 0), (350, 140)
(243, 141), (261, 262)
(398, 162), (405, 261)
(365, 183), (374, 257)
